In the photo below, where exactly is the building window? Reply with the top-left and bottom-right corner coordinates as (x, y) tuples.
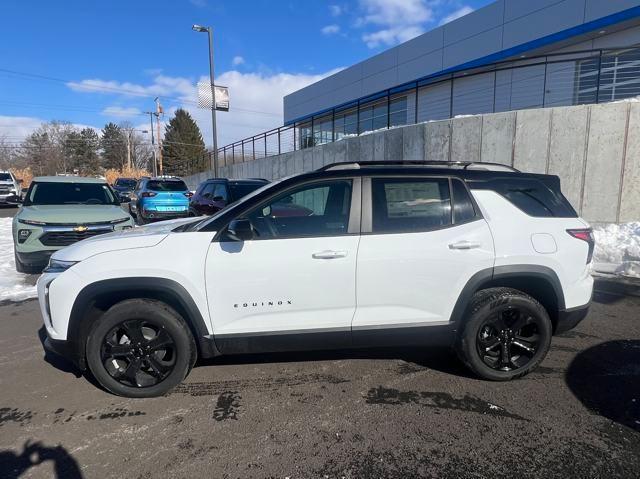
(334, 107), (358, 140)
(313, 115), (333, 145)
(359, 98), (388, 133)
(389, 95), (408, 127)
(298, 121), (313, 149)
(576, 49), (640, 103)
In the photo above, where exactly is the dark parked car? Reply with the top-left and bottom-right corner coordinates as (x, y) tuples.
(189, 178), (268, 216)
(112, 177), (137, 202)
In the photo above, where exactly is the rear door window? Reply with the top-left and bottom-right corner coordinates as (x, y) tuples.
(371, 178), (451, 233)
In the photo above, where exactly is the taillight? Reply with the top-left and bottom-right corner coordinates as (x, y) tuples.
(141, 191), (157, 198)
(567, 228), (595, 264)
(184, 192), (193, 198)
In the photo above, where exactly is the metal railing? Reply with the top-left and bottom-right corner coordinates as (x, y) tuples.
(200, 46), (640, 174)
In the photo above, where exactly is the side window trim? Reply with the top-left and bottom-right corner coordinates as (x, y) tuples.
(450, 178), (483, 225)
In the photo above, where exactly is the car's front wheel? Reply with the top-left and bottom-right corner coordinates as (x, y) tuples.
(85, 299), (196, 398)
(456, 288), (552, 381)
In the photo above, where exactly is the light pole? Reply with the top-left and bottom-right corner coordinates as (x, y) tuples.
(192, 24), (219, 177)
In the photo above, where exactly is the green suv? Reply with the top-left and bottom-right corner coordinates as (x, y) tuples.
(13, 176), (134, 273)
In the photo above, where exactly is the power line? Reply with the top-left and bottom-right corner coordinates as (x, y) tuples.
(0, 67), (282, 117)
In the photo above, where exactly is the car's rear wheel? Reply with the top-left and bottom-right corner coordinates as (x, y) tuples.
(86, 299), (196, 398)
(456, 288), (552, 381)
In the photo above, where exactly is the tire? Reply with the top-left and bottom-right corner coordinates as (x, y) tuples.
(456, 287), (552, 381)
(85, 299), (197, 398)
(14, 250), (42, 274)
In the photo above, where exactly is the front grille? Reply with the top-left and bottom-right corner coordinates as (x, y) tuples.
(39, 229), (111, 247)
(0, 187), (11, 194)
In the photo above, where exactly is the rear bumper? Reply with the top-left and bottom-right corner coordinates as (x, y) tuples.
(140, 209), (189, 220)
(555, 303), (590, 334)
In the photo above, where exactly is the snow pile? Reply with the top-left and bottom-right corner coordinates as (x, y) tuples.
(592, 222), (640, 278)
(0, 217), (38, 302)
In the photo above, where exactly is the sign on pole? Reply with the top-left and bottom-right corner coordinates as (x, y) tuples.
(197, 82), (229, 112)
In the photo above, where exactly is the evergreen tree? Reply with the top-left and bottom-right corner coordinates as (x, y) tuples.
(66, 128), (101, 175)
(101, 122), (126, 170)
(161, 109), (206, 177)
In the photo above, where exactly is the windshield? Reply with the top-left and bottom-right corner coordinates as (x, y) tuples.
(229, 182), (266, 200)
(0, 173), (13, 181)
(115, 179), (136, 189)
(24, 181), (119, 206)
(147, 180), (188, 192)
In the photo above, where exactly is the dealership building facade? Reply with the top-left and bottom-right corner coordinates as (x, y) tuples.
(277, 0), (640, 152)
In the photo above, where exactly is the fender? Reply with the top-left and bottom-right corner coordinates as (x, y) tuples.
(449, 264), (566, 327)
(67, 277), (220, 370)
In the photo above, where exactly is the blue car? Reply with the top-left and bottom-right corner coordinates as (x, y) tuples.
(129, 177), (192, 224)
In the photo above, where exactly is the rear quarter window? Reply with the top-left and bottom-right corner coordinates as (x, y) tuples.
(471, 178), (577, 218)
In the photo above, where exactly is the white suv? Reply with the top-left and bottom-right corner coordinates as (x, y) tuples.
(0, 170), (22, 205)
(37, 161), (594, 397)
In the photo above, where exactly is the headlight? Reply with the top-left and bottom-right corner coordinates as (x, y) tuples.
(44, 258), (78, 274)
(110, 217), (132, 224)
(18, 219), (46, 226)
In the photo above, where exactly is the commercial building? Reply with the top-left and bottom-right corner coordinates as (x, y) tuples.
(282, 0), (640, 150)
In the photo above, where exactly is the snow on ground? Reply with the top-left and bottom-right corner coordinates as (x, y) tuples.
(593, 222), (640, 278)
(0, 217), (38, 302)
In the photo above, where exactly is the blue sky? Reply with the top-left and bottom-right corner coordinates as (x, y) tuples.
(0, 0), (491, 147)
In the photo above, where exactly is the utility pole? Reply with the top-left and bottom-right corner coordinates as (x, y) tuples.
(154, 97), (164, 176)
(126, 130), (131, 170)
(144, 111), (157, 176)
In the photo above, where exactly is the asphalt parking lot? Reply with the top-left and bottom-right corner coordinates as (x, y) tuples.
(0, 280), (638, 478)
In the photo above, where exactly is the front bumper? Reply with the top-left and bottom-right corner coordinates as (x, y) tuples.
(0, 193), (20, 204)
(16, 250), (54, 270)
(555, 303), (590, 334)
(43, 333), (85, 370)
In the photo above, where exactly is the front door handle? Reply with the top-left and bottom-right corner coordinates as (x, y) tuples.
(312, 250), (348, 259)
(448, 241), (481, 250)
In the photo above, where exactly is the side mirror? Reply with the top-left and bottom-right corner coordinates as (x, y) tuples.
(120, 195), (131, 203)
(212, 195), (226, 203)
(227, 218), (253, 241)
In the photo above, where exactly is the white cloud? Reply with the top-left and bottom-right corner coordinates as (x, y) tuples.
(101, 106), (142, 118)
(232, 56), (245, 66)
(65, 68), (342, 148)
(0, 116), (46, 141)
(329, 4), (343, 16)
(0, 116), (97, 141)
(321, 24), (341, 35)
(358, 0), (433, 48)
(439, 5), (474, 25)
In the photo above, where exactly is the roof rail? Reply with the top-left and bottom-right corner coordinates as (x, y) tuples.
(317, 160), (520, 173)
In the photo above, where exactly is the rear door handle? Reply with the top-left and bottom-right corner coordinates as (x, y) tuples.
(312, 250), (348, 259)
(448, 241), (481, 250)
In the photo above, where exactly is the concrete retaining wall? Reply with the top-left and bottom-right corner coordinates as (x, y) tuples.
(185, 102), (640, 223)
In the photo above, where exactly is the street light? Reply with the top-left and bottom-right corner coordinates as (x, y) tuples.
(192, 23), (219, 177)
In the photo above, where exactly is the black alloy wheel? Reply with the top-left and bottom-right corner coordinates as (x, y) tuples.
(476, 307), (541, 371)
(456, 288), (552, 381)
(101, 320), (176, 388)
(86, 299), (196, 397)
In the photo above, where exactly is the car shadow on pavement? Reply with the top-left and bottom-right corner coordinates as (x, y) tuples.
(198, 346), (476, 379)
(0, 440), (83, 479)
(566, 340), (640, 433)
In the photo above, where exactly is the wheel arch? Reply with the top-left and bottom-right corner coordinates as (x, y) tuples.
(450, 265), (565, 332)
(67, 277), (220, 370)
